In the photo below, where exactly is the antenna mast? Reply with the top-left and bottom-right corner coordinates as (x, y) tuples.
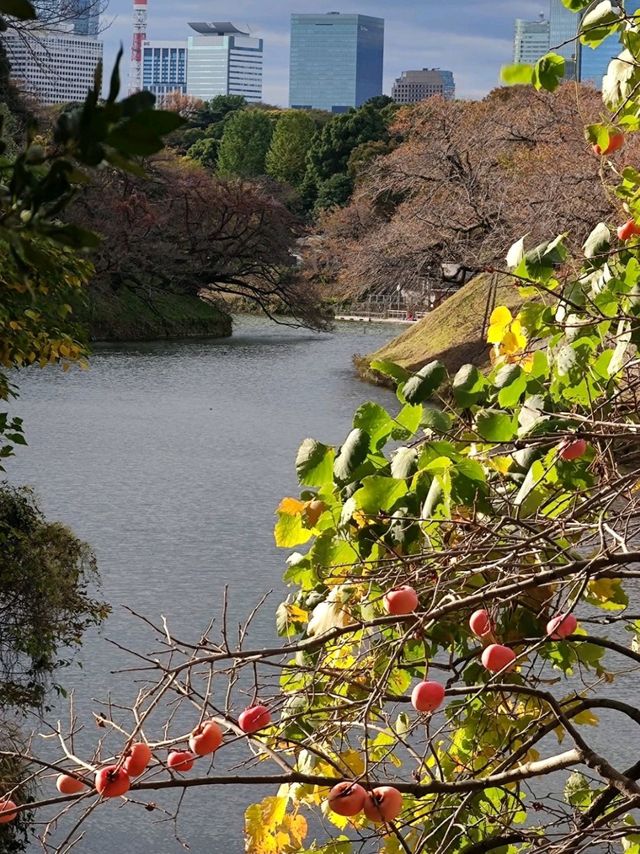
(129, 0), (148, 94)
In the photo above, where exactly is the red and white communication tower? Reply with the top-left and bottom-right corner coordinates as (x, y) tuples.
(129, 0), (148, 94)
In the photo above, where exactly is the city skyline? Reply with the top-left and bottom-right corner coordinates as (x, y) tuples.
(96, 0), (547, 103)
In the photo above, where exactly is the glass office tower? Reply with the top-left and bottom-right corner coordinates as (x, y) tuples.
(513, 17), (550, 64)
(143, 41), (188, 97)
(186, 23), (263, 103)
(289, 12), (384, 113)
(580, 41), (618, 88)
(549, 0), (578, 77)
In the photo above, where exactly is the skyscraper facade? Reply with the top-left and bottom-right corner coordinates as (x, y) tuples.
(391, 68), (455, 103)
(186, 22), (263, 103)
(289, 12), (384, 113)
(65, 0), (99, 36)
(513, 17), (550, 64)
(579, 2), (640, 89)
(2, 29), (103, 104)
(143, 40), (188, 97)
(579, 42), (618, 89)
(31, 0), (99, 34)
(549, 0), (578, 77)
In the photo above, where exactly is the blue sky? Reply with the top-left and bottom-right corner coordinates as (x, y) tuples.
(100, 0), (547, 103)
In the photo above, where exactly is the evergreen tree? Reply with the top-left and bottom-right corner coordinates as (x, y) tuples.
(217, 110), (274, 177)
(265, 111), (316, 188)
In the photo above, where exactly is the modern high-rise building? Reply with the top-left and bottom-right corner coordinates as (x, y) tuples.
(579, 42), (618, 89)
(579, 2), (640, 89)
(64, 0), (99, 35)
(1, 29), (103, 104)
(186, 22), (263, 103)
(30, 0), (99, 34)
(391, 68), (455, 104)
(549, 0), (578, 77)
(513, 16), (550, 64)
(143, 40), (188, 97)
(289, 12), (384, 113)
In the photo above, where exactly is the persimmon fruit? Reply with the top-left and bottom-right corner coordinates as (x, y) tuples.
(383, 586), (418, 616)
(327, 781), (366, 816)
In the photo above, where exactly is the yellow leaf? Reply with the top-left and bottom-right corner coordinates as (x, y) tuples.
(490, 306), (513, 327)
(510, 319), (527, 349)
(489, 456), (513, 475)
(487, 323), (506, 344)
(284, 604), (309, 624)
(573, 709), (599, 727)
(277, 497), (306, 516)
(245, 796), (308, 854)
(587, 577), (628, 610)
(339, 750), (366, 777)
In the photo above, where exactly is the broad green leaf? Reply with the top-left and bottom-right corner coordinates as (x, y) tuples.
(401, 360), (447, 404)
(354, 401), (395, 449)
(564, 772), (593, 808)
(585, 577), (629, 611)
(583, 222), (610, 260)
(369, 359), (411, 384)
(532, 54), (566, 92)
(453, 364), (486, 408)
(422, 405), (452, 434)
(500, 63), (534, 86)
(394, 403), (423, 437)
(275, 513), (314, 548)
(353, 475), (407, 514)
(580, 1), (622, 47)
(296, 439), (335, 488)
(475, 409), (517, 443)
(391, 447), (419, 479)
(333, 429), (370, 484)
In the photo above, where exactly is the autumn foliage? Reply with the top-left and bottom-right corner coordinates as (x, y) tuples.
(307, 85), (627, 300)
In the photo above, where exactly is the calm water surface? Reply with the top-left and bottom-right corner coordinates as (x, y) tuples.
(7, 317), (399, 853)
(7, 317), (640, 853)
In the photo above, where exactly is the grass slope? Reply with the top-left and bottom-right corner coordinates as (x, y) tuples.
(362, 273), (522, 380)
(86, 288), (232, 342)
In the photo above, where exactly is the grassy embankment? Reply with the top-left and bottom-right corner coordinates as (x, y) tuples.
(84, 289), (232, 342)
(357, 273), (521, 384)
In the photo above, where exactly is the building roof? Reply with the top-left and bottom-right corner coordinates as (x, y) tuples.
(188, 22), (250, 35)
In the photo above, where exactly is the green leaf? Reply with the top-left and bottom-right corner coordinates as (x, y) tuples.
(422, 405), (452, 433)
(564, 771), (593, 808)
(353, 402), (395, 450)
(501, 63), (534, 86)
(369, 359), (411, 384)
(0, 0), (35, 19)
(452, 364), (486, 408)
(580, 1), (622, 47)
(353, 475), (407, 514)
(394, 403), (423, 437)
(401, 360), (447, 404)
(493, 364), (522, 390)
(391, 447), (419, 479)
(498, 374), (528, 408)
(583, 222), (610, 260)
(42, 224), (101, 249)
(106, 111), (184, 156)
(333, 429), (370, 484)
(295, 439), (335, 488)
(532, 54), (566, 92)
(475, 410), (518, 443)
(107, 46), (123, 103)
